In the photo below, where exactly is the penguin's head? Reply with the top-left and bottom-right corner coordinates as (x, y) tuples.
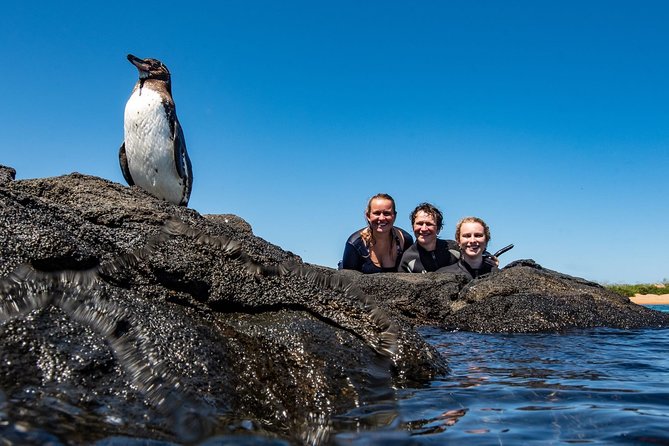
(127, 54), (170, 81)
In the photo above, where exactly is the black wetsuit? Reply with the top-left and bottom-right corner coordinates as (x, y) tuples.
(437, 258), (498, 280)
(339, 227), (414, 273)
(398, 239), (460, 273)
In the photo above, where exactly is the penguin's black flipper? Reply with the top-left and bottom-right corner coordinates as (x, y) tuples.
(172, 118), (193, 206)
(118, 143), (135, 186)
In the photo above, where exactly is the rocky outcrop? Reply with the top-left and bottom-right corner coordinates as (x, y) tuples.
(440, 260), (669, 332)
(0, 167), (444, 444)
(345, 259), (669, 332)
(0, 165), (15, 184)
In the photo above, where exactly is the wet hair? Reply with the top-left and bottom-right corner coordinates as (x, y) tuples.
(361, 193), (397, 246)
(410, 202), (444, 232)
(455, 216), (491, 243)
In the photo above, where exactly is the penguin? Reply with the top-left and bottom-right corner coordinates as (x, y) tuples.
(119, 54), (193, 206)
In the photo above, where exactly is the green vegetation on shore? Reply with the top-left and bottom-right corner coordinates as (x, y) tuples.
(606, 283), (668, 297)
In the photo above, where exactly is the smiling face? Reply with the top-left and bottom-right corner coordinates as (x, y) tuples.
(413, 210), (439, 250)
(457, 221), (488, 260)
(365, 198), (396, 235)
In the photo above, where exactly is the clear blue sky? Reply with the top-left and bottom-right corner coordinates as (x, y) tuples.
(2, 1), (668, 284)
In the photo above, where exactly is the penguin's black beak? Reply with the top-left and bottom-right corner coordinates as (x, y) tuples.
(127, 54), (151, 73)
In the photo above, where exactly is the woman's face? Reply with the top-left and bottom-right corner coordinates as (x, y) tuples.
(413, 211), (439, 248)
(366, 198), (396, 234)
(458, 221), (488, 259)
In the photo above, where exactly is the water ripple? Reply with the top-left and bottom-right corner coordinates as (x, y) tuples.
(396, 327), (669, 445)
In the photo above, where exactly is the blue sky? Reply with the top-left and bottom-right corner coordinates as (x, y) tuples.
(2, 1), (668, 284)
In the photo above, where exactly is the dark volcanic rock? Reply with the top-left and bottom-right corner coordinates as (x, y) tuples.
(344, 259), (669, 333)
(0, 165), (15, 184)
(444, 260), (669, 332)
(0, 170), (445, 444)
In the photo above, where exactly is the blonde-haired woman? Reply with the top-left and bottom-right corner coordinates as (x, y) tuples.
(438, 216), (498, 280)
(340, 193), (413, 273)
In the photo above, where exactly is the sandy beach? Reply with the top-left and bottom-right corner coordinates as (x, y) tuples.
(629, 293), (669, 305)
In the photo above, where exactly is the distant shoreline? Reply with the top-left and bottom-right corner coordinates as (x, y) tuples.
(630, 294), (669, 305)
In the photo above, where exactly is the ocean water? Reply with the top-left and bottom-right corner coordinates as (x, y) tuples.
(646, 304), (669, 313)
(386, 314), (669, 445)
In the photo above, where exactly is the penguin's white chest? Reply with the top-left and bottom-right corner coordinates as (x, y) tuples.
(124, 89), (184, 203)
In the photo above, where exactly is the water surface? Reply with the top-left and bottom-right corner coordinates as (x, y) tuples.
(392, 324), (669, 445)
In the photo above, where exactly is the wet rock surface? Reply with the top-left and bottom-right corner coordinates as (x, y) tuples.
(0, 169), (443, 444)
(346, 260), (669, 332)
(441, 260), (669, 332)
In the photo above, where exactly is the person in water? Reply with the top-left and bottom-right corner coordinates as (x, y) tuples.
(437, 216), (498, 279)
(340, 193), (413, 273)
(399, 203), (460, 273)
